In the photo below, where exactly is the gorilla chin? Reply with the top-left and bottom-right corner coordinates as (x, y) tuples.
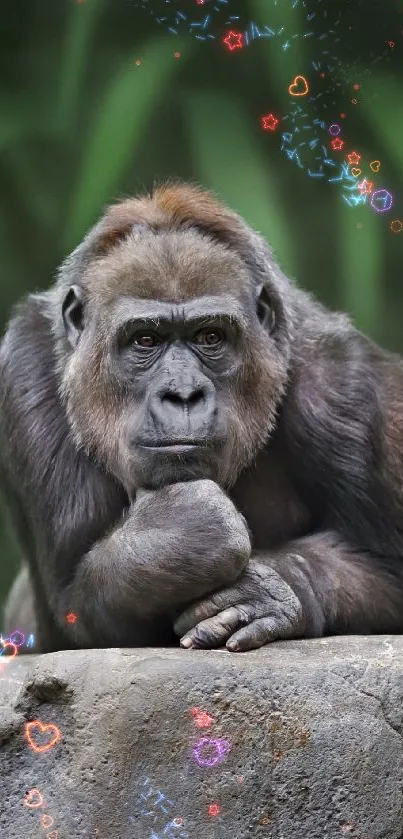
(134, 441), (220, 489)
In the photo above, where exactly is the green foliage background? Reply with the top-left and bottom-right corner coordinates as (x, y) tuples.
(0, 0), (402, 609)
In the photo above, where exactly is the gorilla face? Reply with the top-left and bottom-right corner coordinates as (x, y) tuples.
(60, 226), (290, 493)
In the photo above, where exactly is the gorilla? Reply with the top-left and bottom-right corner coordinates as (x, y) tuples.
(1, 182), (403, 654)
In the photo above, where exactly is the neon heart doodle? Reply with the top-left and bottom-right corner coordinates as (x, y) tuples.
(24, 788), (44, 809)
(0, 640), (17, 663)
(41, 814), (54, 829)
(24, 719), (62, 753)
(351, 168), (362, 177)
(288, 75), (309, 96)
(23, 787), (59, 836)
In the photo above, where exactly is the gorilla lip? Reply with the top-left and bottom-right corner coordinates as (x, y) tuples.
(139, 443), (202, 454)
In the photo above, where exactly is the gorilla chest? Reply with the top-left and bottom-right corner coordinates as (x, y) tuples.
(230, 447), (313, 550)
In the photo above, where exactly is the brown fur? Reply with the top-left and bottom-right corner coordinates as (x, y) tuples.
(94, 183), (248, 257)
(60, 194), (289, 490)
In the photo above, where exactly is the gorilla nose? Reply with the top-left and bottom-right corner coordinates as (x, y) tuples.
(151, 380), (216, 427)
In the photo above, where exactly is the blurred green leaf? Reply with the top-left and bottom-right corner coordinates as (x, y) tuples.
(359, 70), (403, 174)
(340, 204), (382, 336)
(57, 0), (106, 131)
(183, 90), (297, 277)
(63, 37), (186, 249)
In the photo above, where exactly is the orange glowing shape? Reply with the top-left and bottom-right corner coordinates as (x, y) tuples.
(66, 611), (77, 624)
(331, 137), (344, 151)
(24, 788), (44, 808)
(195, 710), (214, 729)
(357, 179), (374, 195)
(390, 220), (403, 233)
(288, 75), (309, 96)
(41, 815), (54, 828)
(370, 160), (381, 173)
(0, 640), (18, 665)
(347, 151), (361, 165)
(25, 720), (62, 753)
(208, 803), (221, 817)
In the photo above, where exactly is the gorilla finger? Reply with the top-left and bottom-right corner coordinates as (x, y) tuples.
(174, 588), (245, 636)
(180, 606), (252, 649)
(226, 617), (291, 652)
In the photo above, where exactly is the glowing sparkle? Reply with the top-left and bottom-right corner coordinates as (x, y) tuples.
(25, 720), (62, 753)
(193, 737), (231, 767)
(370, 188), (393, 213)
(9, 630), (25, 647)
(357, 178), (374, 195)
(66, 611), (77, 624)
(347, 151), (361, 165)
(208, 803), (221, 817)
(261, 113), (279, 132)
(288, 74), (309, 96)
(222, 30), (244, 51)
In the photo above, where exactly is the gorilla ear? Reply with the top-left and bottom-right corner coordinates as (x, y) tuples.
(256, 285), (275, 332)
(62, 285), (85, 348)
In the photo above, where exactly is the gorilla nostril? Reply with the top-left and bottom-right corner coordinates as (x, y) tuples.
(164, 389), (205, 407)
(165, 392), (183, 406)
(188, 389), (204, 406)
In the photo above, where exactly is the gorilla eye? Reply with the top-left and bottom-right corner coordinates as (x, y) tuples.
(193, 328), (225, 347)
(133, 332), (160, 348)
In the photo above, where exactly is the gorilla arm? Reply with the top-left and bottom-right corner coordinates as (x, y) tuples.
(174, 337), (403, 650)
(174, 536), (403, 651)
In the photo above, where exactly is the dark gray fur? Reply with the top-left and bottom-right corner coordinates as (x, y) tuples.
(2, 185), (403, 653)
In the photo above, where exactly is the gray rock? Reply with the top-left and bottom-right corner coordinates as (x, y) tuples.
(1, 636), (403, 839)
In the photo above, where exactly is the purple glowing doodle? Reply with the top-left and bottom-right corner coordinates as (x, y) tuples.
(9, 630), (25, 647)
(328, 123), (341, 136)
(192, 736), (232, 767)
(370, 188), (393, 213)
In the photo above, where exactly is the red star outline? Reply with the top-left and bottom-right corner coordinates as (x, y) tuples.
(222, 30), (244, 51)
(347, 151), (361, 165)
(357, 179), (374, 195)
(261, 113), (279, 132)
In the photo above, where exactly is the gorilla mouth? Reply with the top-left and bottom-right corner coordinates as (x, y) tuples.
(139, 441), (207, 453)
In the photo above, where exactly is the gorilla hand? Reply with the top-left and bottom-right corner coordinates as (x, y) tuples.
(131, 479), (251, 615)
(174, 559), (305, 651)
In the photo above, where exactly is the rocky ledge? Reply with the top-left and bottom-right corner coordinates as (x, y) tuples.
(1, 636), (403, 839)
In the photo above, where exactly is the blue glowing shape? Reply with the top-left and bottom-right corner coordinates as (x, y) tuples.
(370, 189), (393, 213)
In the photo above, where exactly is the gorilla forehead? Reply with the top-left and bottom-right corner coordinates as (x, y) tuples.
(109, 294), (249, 332)
(83, 227), (254, 308)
